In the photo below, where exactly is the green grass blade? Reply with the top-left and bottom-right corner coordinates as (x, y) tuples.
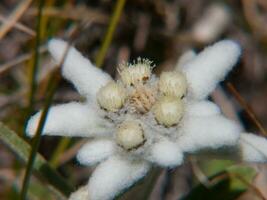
(0, 122), (74, 197)
(27, 0), (45, 116)
(95, 0), (126, 67)
(49, 137), (71, 168)
(21, 69), (61, 200)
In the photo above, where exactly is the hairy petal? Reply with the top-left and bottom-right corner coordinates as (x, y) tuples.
(185, 100), (221, 117)
(239, 133), (267, 163)
(146, 139), (183, 168)
(178, 115), (241, 153)
(88, 156), (150, 200)
(77, 139), (116, 166)
(182, 40), (241, 100)
(48, 39), (111, 100)
(26, 102), (111, 137)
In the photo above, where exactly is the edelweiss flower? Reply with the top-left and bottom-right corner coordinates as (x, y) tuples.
(26, 39), (267, 200)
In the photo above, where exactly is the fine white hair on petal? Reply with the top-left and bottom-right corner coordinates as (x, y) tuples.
(48, 39), (112, 100)
(178, 115), (241, 153)
(88, 156), (150, 200)
(26, 102), (111, 137)
(77, 139), (116, 166)
(176, 50), (197, 69)
(185, 100), (221, 117)
(147, 139), (183, 168)
(181, 40), (241, 100)
(239, 133), (267, 163)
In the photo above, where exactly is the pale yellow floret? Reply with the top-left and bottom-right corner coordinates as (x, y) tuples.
(159, 71), (187, 98)
(153, 96), (184, 127)
(118, 58), (153, 86)
(116, 121), (145, 150)
(97, 81), (126, 112)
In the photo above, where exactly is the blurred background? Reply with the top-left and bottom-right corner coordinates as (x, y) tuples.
(0, 0), (267, 199)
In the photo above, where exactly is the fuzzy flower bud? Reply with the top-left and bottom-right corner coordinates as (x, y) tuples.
(116, 121), (145, 150)
(97, 81), (126, 112)
(153, 96), (184, 127)
(119, 58), (153, 86)
(159, 71), (187, 98)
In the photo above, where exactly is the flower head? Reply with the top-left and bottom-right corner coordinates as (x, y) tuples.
(26, 39), (267, 200)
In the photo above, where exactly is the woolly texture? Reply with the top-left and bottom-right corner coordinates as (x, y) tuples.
(77, 139), (116, 166)
(182, 40), (241, 100)
(48, 39), (111, 99)
(26, 102), (110, 137)
(178, 115), (241, 153)
(26, 39), (267, 200)
(186, 101), (221, 117)
(240, 133), (267, 163)
(147, 140), (183, 168)
(88, 156), (150, 200)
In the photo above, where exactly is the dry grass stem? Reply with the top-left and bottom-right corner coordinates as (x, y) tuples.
(0, 14), (35, 36)
(0, 0), (32, 39)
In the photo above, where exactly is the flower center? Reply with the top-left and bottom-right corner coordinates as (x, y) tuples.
(129, 84), (157, 113)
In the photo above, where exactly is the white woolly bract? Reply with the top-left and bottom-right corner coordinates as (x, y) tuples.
(185, 101), (221, 117)
(77, 139), (116, 166)
(48, 39), (111, 100)
(177, 115), (241, 153)
(88, 156), (150, 200)
(240, 133), (267, 163)
(192, 3), (230, 43)
(147, 140), (183, 168)
(182, 40), (241, 100)
(26, 102), (110, 137)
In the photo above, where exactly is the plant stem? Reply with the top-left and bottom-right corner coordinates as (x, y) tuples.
(95, 0), (126, 67)
(26, 0), (44, 118)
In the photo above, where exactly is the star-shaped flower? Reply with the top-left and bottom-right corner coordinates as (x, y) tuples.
(26, 39), (267, 200)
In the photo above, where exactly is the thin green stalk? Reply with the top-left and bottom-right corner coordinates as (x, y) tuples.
(95, 0), (126, 67)
(49, 138), (71, 168)
(21, 37), (73, 199)
(21, 69), (61, 200)
(27, 0), (44, 116)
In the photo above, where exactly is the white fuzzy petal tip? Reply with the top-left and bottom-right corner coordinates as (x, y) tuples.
(77, 139), (116, 166)
(240, 133), (267, 163)
(182, 40), (241, 100)
(148, 140), (183, 168)
(48, 38), (111, 99)
(88, 156), (150, 200)
(26, 102), (110, 138)
(178, 115), (241, 153)
(48, 38), (68, 62)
